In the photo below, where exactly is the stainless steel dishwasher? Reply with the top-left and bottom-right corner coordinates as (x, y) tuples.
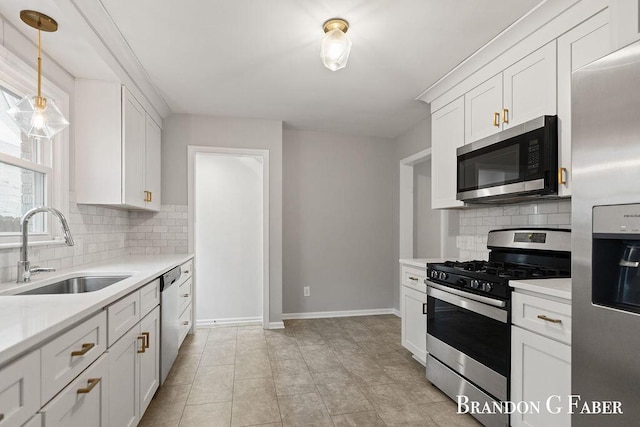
(160, 265), (181, 384)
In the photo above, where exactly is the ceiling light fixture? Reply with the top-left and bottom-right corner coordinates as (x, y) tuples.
(321, 18), (352, 71)
(7, 10), (69, 140)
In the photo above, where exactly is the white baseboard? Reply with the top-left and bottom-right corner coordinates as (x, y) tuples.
(393, 308), (401, 317)
(197, 317), (262, 327)
(282, 308), (397, 320)
(267, 321), (285, 329)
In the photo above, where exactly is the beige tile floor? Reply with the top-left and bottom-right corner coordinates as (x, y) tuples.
(140, 315), (481, 427)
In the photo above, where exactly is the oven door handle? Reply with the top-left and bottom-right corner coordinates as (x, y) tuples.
(427, 281), (506, 307)
(427, 283), (508, 324)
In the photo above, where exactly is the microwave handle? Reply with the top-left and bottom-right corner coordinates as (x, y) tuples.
(427, 282), (508, 324)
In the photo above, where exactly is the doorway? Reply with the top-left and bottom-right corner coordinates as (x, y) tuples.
(188, 147), (270, 327)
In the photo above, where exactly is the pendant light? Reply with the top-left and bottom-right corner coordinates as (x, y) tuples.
(321, 18), (352, 71)
(7, 10), (69, 140)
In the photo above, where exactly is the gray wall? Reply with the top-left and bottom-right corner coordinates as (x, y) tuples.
(282, 129), (395, 314)
(392, 116), (432, 310)
(161, 114), (283, 324)
(414, 161), (441, 258)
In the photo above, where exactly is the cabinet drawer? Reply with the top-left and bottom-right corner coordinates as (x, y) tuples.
(108, 291), (141, 347)
(41, 311), (107, 405)
(140, 279), (160, 318)
(41, 354), (108, 427)
(178, 278), (193, 315)
(401, 265), (427, 292)
(0, 350), (40, 427)
(178, 303), (192, 348)
(179, 259), (193, 284)
(512, 292), (571, 344)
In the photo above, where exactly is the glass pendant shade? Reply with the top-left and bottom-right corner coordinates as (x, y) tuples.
(7, 95), (69, 139)
(321, 28), (352, 71)
(6, 10), (69, 140)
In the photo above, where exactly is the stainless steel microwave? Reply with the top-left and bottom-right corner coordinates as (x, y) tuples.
(456, 115), (558, 203)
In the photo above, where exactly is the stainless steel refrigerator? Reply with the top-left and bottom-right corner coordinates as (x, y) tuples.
(572, 39), (640, 426)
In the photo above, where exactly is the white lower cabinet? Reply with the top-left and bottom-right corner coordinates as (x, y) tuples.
(138, 307), (160, 416)
(40, 354), (109, 427)
(400, 285), (427, 364)
(0, 350), (40, 427)
(511, 326), (571, 427)
(399, 262), (427, 364)
(107, 306), (160, 427)
(511, 290), (571, 427)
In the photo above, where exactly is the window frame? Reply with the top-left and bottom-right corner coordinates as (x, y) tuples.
(0, 43), (70, 248)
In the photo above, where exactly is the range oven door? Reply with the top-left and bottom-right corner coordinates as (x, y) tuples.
(426, 282), (510, 401)
(456, 115), (557, 202)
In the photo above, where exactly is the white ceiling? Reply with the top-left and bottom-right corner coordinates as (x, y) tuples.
(1, 0), (543, 139)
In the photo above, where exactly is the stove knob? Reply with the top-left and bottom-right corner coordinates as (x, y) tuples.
(431, 270), (438, 278)
(482, 283), (493, 292)
(470, 279), (479, 289)
(439, 272), (448, 280)
(456, 278), (467, 287)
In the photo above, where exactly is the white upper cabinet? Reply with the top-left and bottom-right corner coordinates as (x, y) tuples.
(465, 41), (557, 144)
(557, 10), (611, 197)
(122, 88), (146, 209)
(503, 41), (557, 130)
(431, 97), (465, 209)
(464, 74), (503, 143)
(75, 80), (162, 211)
(144, 117), (162, 211)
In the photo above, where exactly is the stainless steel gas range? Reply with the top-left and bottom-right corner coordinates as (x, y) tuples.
(425, 228), (571, 427)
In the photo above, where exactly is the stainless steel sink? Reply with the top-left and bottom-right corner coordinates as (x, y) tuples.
(18, 276), (131, 295)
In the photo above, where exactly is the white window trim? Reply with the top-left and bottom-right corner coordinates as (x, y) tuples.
(0, 43), (70, 249)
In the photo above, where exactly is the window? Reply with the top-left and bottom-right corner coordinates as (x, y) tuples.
(0, 45), (69, 247)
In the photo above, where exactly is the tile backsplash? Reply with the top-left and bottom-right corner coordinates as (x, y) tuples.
(457, 199), (571, 260)
(127, 205), (188, 255)
(0, 197), (188, 283)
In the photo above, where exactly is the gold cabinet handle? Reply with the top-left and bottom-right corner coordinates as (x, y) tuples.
(148, 191), (152, 202)
(0, 414), (4, 422)
(183, 321), (190, 326)
(408, 276), (419, 281)
(537, 314), (562, 324)
(558, 167), (568, 185)
(137, 335), (146, 353)
(182, 293), (190, 297)
(502, 108), (509, 124)
(71, 342), (95, 357)
(77, 377), (101, 394)
(144, 190), (153, 202)
(142, 331), (150, 349)
(493, 112), (500, 127)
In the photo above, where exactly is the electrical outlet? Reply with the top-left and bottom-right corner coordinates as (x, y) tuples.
(303, 286), (310, 297)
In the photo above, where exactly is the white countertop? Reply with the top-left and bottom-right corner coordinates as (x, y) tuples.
(0, 254), (193, 366)
(510, 278), (572, 301)
(399, 258), (445, 269)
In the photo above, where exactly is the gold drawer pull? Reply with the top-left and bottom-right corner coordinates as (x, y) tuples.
(144, 191), (153, 202)
(493, 112), (500, 127)
(183, 321), (190, 326)
(137, 335), (146, 353)
(408, 276), (419, 281)
(142, 332), (150, 349)
(537, 314), (562, 324)
(502, 108), (509, 124)
(558, 167), (568, 185)
(71, 342), (95, 357)
(77, 377), (101, 394)
(182, 293), (190, 297)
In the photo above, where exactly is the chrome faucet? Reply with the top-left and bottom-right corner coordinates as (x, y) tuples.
(17, 206), (74, 283)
